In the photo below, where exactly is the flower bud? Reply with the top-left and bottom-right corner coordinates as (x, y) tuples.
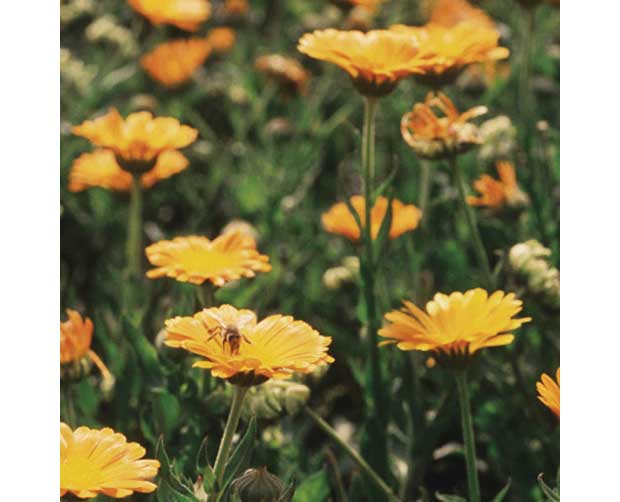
(242, 380), (310, 420)
(231, 467), (294, 502)
(508, 240), (559, 308)
(477, 115), (517, 163)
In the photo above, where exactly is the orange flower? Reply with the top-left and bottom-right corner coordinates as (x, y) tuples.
(255, 54), (309, 95)
(61, 422), (159, 499)
(430, 0), (496, 29)
(207, 27), (236, 54)
(69, 149), (189, 192)
(342, 0), (385, 13)
(145, 231), (272, 286)
(401, 92), (487, 159)
(222, 0), (249, 16)
(128, 0), (211, 31)
(141, 38), (211, 87)
(467, 161), (528, 209)
(297, 29), (437, 96)
(322, 196), (422, 241)
(536, 368), (560, 418)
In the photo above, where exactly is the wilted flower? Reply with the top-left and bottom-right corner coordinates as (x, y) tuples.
(477, 115), (517, 162)
(207, 27), (236, 54)
(164, 304), (334, 386)
(322, 196), (422, 241)
(69, 149), (188, 192)
(401, 92), (487, 159)
(508, 240), (560, 308)
(231, 467), (295, 502)
(86, 15), (138, 57)
(467, 161), (528, 210)
(255, 54), (309, 95)
(141, 38), (211, 87)
(60, 422), (159, 499)
(242, 380), (311, 419)
(537, 368), (560, 418)
(128, 0), (211, 31)
(380, 288), (531, 366)
(145, 232), (271, 286)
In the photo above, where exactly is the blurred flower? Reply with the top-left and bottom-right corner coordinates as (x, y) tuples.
(380, 288), (531, 365)
(344, 6), (375, 31)
(231, 467), (295, 502)
(61, 309), (112, 382)
(69, 149), (189, 192)
(401, 92), (487, 159)
(457, 60), (511, 94)
(141, 38), (211, 87)
(86, 15), (138, 57)
(429, 0), (496, 29)
(322, 196), (422, 241)
(255, 54), (309, 95)
(222, 0), (249, 17)
(323, 256), (360, 290)
(242, 380), (311, 419)
(60, 422), (159, 499)
(221, 219), (259, 241)
(391, 22), (509, 87)
(145, 232), (271, 286)
(60, 48), (97, 95)
(297, 29), (437, 97)
(128, 0), (211, 31)
(60, 0), (95, 26)
(207, 27), (236, 54)
(265, 117), (295, 138)
(508, 240), (560, 308)
(338, 0), (385, 11)
(536, 368), (560, 418)
(467, 161), (528, 210)
(72, 108), (197, 174)
(164, 304), (334, 385)
(477, 115), (517, 162)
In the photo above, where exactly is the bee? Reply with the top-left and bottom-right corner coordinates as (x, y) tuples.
(201, 312), (252, 356)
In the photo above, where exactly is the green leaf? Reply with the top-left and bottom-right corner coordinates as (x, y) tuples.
(491, 478), (511, 502)
(343, 195), (364, 239)
(155, 436), (197, 499)
(195, 436), (216, 492)
(538, 473), (560, 502)
(218, 417), (257, 499)
(293, 469), (330, 502)
(435, 493), (467, 502)
(122, 312), (162, 379)
(372, 193), (394, 264)
(373, 165), (399, 199)
(151, 388), (182, 438)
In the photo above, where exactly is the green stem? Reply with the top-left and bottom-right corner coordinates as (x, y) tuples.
(212, 386), (248, 487)
(305, 407), (399, 502)
(450, 155), (494, 289)
(455, 370), (481, 502)
(418, 159), (432, 229)
(126, 175), (143, 277)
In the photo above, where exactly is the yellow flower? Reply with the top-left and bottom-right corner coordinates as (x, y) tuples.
(536, 368), (560, 418)
(60, 422), (159, 499)
(60, 309), (111, 380)
(69, 149), (189, 192)
(141, 38), (211, 87)
(379, 288), (531, 362)
(255, 54), (310, 95)
(145, 232), (272, 286)
(128, 0), (211, 31)
(390, 22), (509, 87)
(297, 29), (437, 97)
(164, 304), (334, 385)
(72, 108), (198, 174)
(429, 0), (496, 29)
(207, 27), (236, 54)
(401, 91), (487, 159)
(467, 161), (527, 209)
(322, 196), (421, 241)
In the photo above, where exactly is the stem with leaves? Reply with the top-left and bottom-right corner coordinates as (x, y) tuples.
(455, 369), (481, 502)
(126, 175), (143, 277)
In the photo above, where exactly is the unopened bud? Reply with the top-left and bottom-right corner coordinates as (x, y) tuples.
(231, 467), (295, 502)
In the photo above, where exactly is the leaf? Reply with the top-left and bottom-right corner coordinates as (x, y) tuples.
(372, 193), (394, 264)
(435, 493), (467, 502)
(122, 313), (162, 379)
(293, 469), (330, 502)
(155, 436), (197, 499)
(195, 436), (216, 493)
(218, 417), (257, 499)
(538, 473), (560, 502)
(151, 388), (182, 438)
(373, 165), (399, 199)
(491, 478), (511, 502)
(343, 195), (364, 239)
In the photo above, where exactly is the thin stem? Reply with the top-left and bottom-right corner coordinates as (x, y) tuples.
(455, 370), (481, 502)
(450, 155), (494, 289)
(305, 407), (400, 502)
(418, 159), (432, 229)
(126, 175), (143, 277)
(212, 385), (248, 487)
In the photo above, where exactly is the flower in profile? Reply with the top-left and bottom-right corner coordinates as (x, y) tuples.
(207, 27), (236, 54)
(69, 149), (189, 192)
(145, 231), (271, 286)
(390, 22), (509, 87)
(379, 288), (531, 365)
(401, 92), (487, 159)
(430, 0), (496, 29)
(141, 38), (211, 87)
(322, 195), (422, 241)
(297, 29), (437, 97)
(467, 161), (528, 209)
(60, 422), (159, 498)
(61, 309), (111, 381)
(536, 368), (560, 418)
(72, 108), (198, 174)
(255, 54), (309, 95)
(128, 0), (211, 31)
(164, 304), (334, 386)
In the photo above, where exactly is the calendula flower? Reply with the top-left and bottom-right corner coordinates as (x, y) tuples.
(537, 368), (560, 417)
(322, 196), (422, 241)
(72, 108), (198, 174)
(222, 0), (249, 17)
(164, 304), (334, 386)
(430, 0), (496, 29)
(141, 38), (211, 87)
(69, 149), (189, 192)
(60, 422), (159, 499)
(145, 232), (271, 286)
(207, 27), (236, 54)
(467, 161), (528, 209)
(391, 22), (509, 87)
(255, 54), (309, 95)
(380, 288), (531, 365)
(128, 0), (211, 31)
(297, 29), (437, 96)
(401, 92), (487, 159)
(61, 309), (111, 381)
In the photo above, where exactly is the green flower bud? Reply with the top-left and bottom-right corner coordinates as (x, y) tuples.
(242, 380), (310, 420)
(231, 467), (294, 502)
